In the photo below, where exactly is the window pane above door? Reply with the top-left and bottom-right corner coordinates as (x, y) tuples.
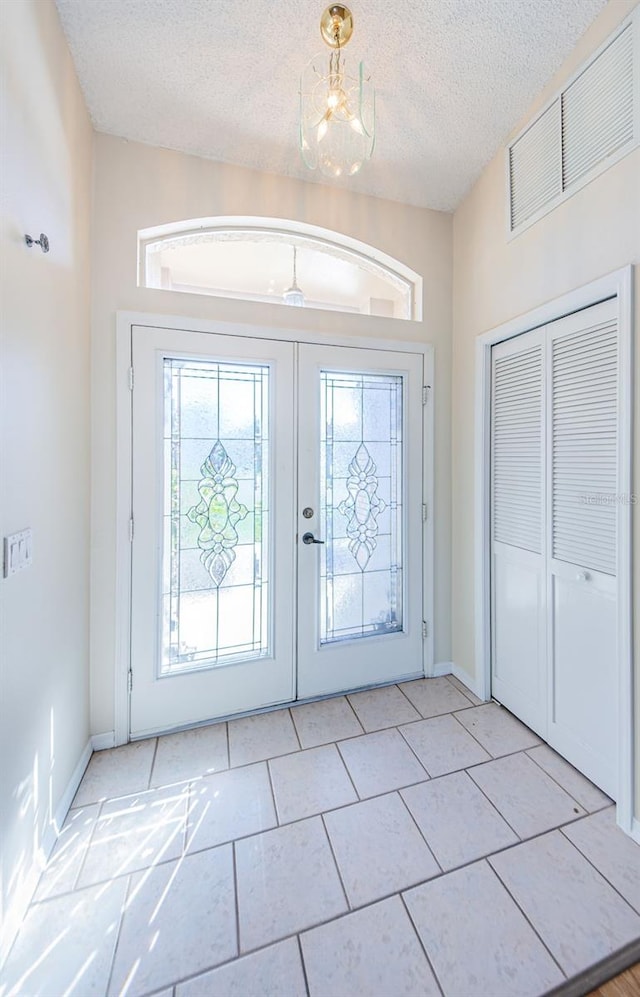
(320, 371), (403, 644)
(162, 357), (270, 674)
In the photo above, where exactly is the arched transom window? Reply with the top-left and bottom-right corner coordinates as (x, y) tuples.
(138, 217), (421, 321)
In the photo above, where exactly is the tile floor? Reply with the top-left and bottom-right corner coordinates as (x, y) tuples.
(3, 675), (640, 997)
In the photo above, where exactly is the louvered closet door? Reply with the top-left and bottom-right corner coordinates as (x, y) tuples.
(491, 328), (547, 737)
(547, 299), (618, 797)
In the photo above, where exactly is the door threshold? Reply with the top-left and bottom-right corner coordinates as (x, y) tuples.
(129, 668), (425, 741)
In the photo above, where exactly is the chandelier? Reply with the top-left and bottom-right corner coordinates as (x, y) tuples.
(299, 5), (375, 178)
(283, 247), (305, 307)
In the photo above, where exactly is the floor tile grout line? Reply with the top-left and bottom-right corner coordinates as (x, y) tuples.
(343, 693), (366, 735)
(288, 707), (304, 751)
(404, 706), (558, 772)
(223, 719), (230, 770)
(395, 724), (435, 777)
(183, 779), (197, 853)
(149, 930), (316, 995)
(231, 840), (241, 961)
(399, 679), (480, 718)
(444, 672), (480, 707)
(71, 799), (105, 893)
(525, 747), (610, 815)
(392, 789), (443, 875)
(394, 681), (425, 718)
(319, 811), (353, 912)
(465, 760), (598, 843)
(265, 756), (281, 825)
(558, 822), (640, 918)
(483, 855), (569, 981)
(331, 741), (362, 803)
(461, 763), (524, 841)
(104, 871), (134, 997)
(147, 737), (160, 790)
(296, 934), (311, 997)
(397, 715), (507, 783)
(449, 707), (500, 757)
(398, 891), (446, 997)
(334, 736), (424, 802)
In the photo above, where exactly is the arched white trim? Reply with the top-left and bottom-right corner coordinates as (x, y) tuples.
(137, 215), (422, 321)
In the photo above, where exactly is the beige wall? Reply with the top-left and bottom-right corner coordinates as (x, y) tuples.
(452, 0), (640, 806)
(90, 135), (453, 737)
(0, 0), (92, 957)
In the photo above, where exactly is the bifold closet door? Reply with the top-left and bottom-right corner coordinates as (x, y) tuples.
(490, 328), (547, 738)
(491, 298), (619, 798)
(547, 299), (618, 797)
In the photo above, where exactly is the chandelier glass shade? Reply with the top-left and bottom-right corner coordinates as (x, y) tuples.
(299, 5), (375, 178)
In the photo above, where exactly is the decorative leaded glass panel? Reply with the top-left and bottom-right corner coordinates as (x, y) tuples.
(161, 358), (270, 674)
(320, 371), (403, 644)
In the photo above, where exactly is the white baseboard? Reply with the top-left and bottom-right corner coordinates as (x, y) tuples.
(451, 662), (487, 701)
(91, 731), (116, 750)
(631, 818), (640, 845)
(432, 661), (453, 677)
(54, 738), (93, 827)
(0, 737), (93, 967)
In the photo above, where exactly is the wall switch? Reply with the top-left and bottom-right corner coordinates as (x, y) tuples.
(3, 529), (33, 578)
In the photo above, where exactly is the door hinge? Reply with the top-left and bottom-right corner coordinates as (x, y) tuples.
(422, 503), (428, 522)
(422, 385), (430, 405)
(422, 620), (429, 639)
(129, 516), (134, 542)
(128, 366), (134, 391)
(128, 670), (133, 693)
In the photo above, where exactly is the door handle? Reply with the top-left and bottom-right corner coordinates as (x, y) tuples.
(576, 570), (590, 582)
(302, 532), (325, 545)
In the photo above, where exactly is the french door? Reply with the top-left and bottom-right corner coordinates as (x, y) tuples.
(130, 325), (424, 737)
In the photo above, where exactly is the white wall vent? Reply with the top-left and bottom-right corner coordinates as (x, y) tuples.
(509, 101), (562, 233)
(508, 11), (638, 236)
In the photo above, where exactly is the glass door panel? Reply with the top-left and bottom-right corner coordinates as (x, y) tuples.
(297, 344), (424, 699)
(162, 358), (270, 673)
(320, 371), (404, 643)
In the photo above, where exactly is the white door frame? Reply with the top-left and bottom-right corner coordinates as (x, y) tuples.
(474, 266), (634, 835)
(114, 310), (435, 745)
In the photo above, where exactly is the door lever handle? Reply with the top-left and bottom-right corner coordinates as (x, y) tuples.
(302, 532), (325, 545)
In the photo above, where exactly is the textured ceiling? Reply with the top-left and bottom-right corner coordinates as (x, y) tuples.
(55, 0), (607, 211)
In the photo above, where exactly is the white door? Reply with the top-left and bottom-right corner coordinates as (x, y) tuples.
(490, 299), (619, 797)
(130, 326), (425, 737)
(130, 326), (296, 737)
(297, 344), (424, 698)
(491, 328), (547, 737)
(547, 302), (618, 796)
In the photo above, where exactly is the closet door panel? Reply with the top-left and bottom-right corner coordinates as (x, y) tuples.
(491, 329), (547, 737)
(547, 299), (618, 797)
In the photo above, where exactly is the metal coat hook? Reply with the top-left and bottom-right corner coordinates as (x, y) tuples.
(25, 233), (50, 253)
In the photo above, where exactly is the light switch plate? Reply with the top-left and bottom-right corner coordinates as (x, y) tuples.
(3, 529), (33, 578)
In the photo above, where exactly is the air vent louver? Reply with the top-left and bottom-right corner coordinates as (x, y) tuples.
(508, 17), (637, 234)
